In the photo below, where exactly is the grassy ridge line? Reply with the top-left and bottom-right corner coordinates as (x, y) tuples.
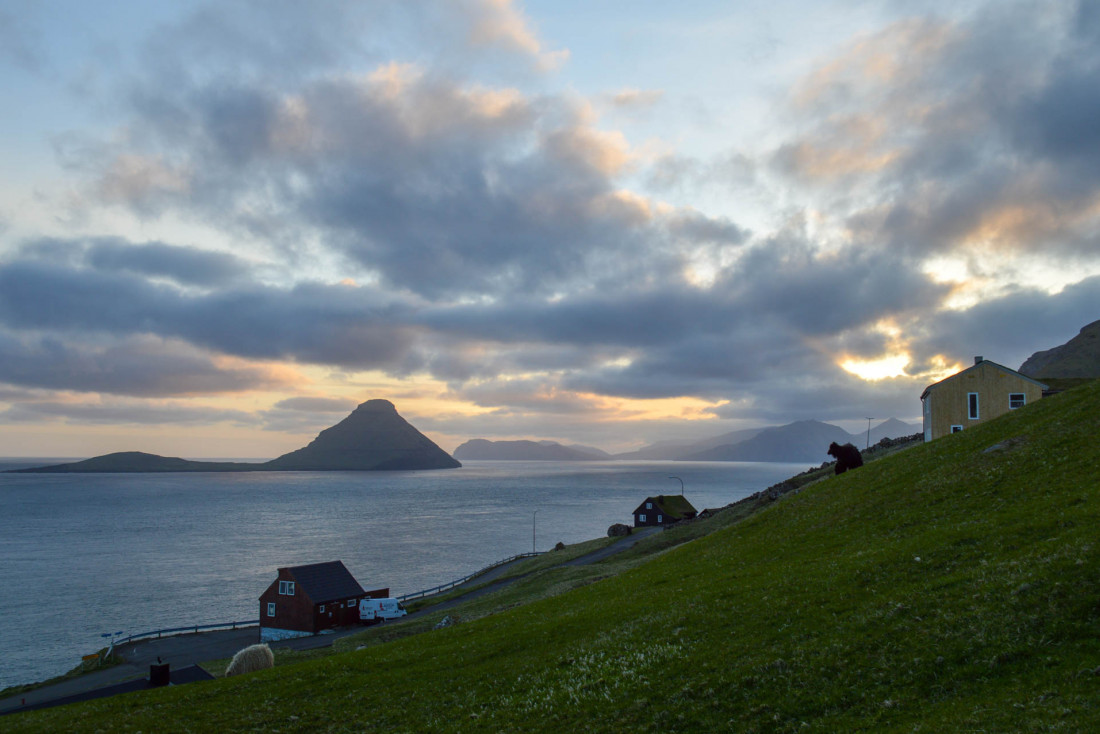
(11, 382), (1099, 732)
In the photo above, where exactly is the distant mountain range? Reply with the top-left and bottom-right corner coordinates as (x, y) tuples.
(10, 400), (460, 473)
(1019, 319), (1100, 380)
(453, 439), (611, 461)
(457, 417), (920, 465)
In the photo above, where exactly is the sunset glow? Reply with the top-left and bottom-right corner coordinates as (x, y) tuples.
(0, 1), (1096, 456)
(840, 354), (911, 381)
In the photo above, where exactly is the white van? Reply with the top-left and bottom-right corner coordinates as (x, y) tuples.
(359, 597), (408, 623)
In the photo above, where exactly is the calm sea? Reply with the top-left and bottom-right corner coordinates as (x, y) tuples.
(0, 459), (806, 689)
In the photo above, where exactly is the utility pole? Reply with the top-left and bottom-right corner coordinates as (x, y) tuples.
(669, 476), (684, 495)
(532, 509), (540, 553)
(865, 417), (873, 450)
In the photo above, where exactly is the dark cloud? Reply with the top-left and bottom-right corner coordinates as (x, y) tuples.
(703, 370), (923, 425)
(81, 238), (250, 287)
(0, 331), (290, 396)
(904, 276), (1100, 370)
(0, 398), (255, 426)
(0, 257), (419, 372)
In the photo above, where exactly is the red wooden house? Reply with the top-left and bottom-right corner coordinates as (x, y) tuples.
(259, 560), (389, 642)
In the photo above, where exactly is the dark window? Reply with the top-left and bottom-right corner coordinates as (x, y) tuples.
(968, 393), (980, 420)
(1009, 393), (1025, 409)
(951, 425), (964, 433)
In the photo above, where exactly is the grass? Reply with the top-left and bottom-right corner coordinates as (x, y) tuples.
(0, 647), (125, 699)
(403, 536), (617, 612)
(7, 382), (1099, 731)
(199, 645), (335, 680)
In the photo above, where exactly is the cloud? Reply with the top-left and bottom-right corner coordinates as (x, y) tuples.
(0, 331), (295, 397)
(903, 275), (1100, 369)
(66, 53), (766, 302)
(256, 395), (361, 433)
(273, 396), (358, 412)
(14, 237), (255, 287)
(0, 257), (422, 371)
(0, 8), (47, 74)
(4, 0), (1097, 451)
(605, 88), (664, 110)
(773, 3), (1100, 261)
(83, 239), (250, 287)
(0, 397), (256, 426)
(462, 0), (570, 71)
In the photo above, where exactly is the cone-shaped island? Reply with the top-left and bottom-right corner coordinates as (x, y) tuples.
(10, 399), (461, 473)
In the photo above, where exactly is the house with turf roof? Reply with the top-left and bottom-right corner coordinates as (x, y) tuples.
(259, 560), (389, 642)
(633, 495), (697, 528)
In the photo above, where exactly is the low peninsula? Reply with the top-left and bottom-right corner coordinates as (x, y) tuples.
(9, 399), (460, 473)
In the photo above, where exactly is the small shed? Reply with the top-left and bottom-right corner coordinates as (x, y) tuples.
(921, 357), (1048, 441)
(633, 495), (697, 528)
(259, 560), (389, 642)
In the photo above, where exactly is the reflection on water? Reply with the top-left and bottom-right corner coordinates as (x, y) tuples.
(0, 459), (808, 688)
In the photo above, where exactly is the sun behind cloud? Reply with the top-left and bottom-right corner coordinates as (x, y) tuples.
(839, 353), (910, 381)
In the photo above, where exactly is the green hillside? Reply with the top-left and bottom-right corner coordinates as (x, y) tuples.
(11, 383), (1100, 732)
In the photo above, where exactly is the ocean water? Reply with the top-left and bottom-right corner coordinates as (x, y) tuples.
(0, 459), (807, 689)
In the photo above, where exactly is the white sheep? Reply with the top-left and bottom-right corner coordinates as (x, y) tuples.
(224, 643), (275, 677)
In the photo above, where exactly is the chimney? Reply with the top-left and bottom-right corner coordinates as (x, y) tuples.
(974, 356), (984, 365)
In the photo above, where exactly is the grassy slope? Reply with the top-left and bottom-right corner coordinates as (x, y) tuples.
(11, 383), (1100, 732)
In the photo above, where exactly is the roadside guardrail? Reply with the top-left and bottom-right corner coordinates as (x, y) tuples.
(116, 620), (258, 647)
(396, 551), (544, 602)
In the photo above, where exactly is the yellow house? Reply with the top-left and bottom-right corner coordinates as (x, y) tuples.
(921, 357), (1048, 441)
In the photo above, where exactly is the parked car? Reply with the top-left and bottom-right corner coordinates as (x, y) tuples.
(359, 597), (408, 623)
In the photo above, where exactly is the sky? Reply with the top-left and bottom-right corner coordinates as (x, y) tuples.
(1, 0), (1098, 458)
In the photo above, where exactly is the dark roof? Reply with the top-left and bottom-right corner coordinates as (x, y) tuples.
(633, 495), (697, 520)
(920, 359), (1048, 400)
(285, 561), (365, 603)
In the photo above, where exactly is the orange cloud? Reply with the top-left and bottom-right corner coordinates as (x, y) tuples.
(466, 0), (570, 71)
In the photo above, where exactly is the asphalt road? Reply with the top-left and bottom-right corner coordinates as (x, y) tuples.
(0, 525), (661, 715)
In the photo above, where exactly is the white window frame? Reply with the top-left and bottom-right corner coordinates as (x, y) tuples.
(950, 425), (964, 433)
(657, 514), (663, 523)
(1009, 393), (1026, 409)
(319, 604), (325, 613)
(267, 602), (275, 617)
(348, 598), (357, 607)
(646, 502), (653, 509)
(639, 513), (647, 523)
(968, 392), (980, 420)
(279, 580), (295, 596)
